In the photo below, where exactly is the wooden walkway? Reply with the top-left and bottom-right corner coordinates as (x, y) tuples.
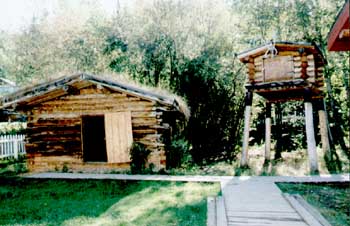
(24, 173), (349, 226)
(222, 178), (307, 226)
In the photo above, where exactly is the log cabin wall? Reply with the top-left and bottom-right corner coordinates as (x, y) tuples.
(241, 44), (325, 102)
(251, 51), (324, 89)
(21, 83), (170, 172)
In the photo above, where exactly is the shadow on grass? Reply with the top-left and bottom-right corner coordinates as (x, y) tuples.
(0, 178), (219, 226)
(0, 177), (144, 225)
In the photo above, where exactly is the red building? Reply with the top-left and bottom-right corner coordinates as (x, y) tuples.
(327, 0), (349, 51)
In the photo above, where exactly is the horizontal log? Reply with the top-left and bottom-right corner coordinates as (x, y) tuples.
(254, 67), (263, 73)
(27, 139), (81, 145)
(39, 100), (143, 107)
(28, 155), (83, 163)
(32, 106), (156, 114)
(133, 129), (158, 134)
(133, 140), (165, 147)
(26, 147), (81, 155)
(254, 61), (263, 66)
(301, 56), (308, 62)
(255, 72), (263, 78)
(307, 55), (314, 60)
(315, 82), (324, 86)
(294, 61), (302, 67)
(134, 134), (162, 142)
(294, 68), (302, 73)
(307, 61), (315, 67)
(61, 93), (126, 100)
(307, 67), (315, 72)
(28, 129), (81, 136)
(29, 110), (161, 121)
(254, 78), (264, 83)
(27, 130), (80, 137)
(29, 113), (81, 120)
(294, 72), (302, 78)
(307, 77), (315, 83)
(29, 150), (82, 157)
(38, 101), (154, 110)
(27, 120), (81, 127)
(131, 118), (159, 125)
(294, 56), (301, 61)
(278, 51), (300, 56)
(307, 71), (315, 77)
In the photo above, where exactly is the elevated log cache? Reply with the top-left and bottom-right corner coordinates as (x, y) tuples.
(238, 42), (326, 174)
(239, 42), (325, 103)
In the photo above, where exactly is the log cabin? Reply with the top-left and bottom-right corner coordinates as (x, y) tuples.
(0, 73), (188, 172)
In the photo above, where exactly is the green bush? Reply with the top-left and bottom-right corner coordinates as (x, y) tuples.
(130, 142), (151, 174)
(61, 163), (69, 173)
(0, 156), (27, 176)
(166, 136), (190, 169)
(14, 162), (27, 174)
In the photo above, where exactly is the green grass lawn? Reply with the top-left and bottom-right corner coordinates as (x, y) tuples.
(0, 177), (220, 226)
(277, 182), (350, 226)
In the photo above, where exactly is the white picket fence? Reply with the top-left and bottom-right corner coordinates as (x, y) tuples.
(0, 134), (26, 159)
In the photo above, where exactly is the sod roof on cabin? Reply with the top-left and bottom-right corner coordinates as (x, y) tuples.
(0, 73), (189, 117)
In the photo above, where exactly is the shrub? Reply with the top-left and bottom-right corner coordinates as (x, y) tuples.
(130, 142), (151, 174)
(14, 162), (27, 174)
(166, 136), (190, 169)
(62, 163), (69, 173)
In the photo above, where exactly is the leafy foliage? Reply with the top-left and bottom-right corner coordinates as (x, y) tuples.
(130, 142), (151, 174)
(166, 135), (190, 169)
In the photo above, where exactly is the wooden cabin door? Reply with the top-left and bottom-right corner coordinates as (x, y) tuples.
(104, 112), (133, 163)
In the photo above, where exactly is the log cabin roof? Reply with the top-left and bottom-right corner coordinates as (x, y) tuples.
(237, 41), (325, 65)
(0, 73), (189, 117)
(327, 0), (350, 51)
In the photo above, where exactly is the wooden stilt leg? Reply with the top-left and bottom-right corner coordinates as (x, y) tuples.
(317, 99), (331, 158)
(240, 91), (253, 167)
(304, 90), (319, 174)
(265, 102), (271, 162)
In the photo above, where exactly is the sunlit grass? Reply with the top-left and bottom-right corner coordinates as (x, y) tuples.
(235, 147), (350, 176)
(171, 146), (350, 176)
(0, 178), (220, 226)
